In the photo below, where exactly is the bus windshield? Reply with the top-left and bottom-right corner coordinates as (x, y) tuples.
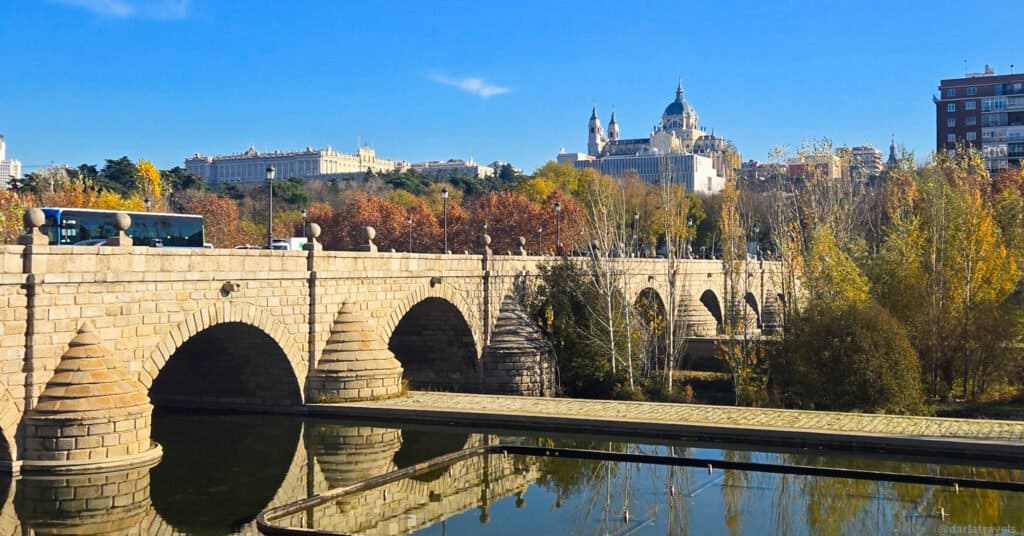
(40, 208), (205, 247)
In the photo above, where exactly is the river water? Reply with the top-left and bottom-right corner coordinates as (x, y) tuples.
(5, 410), (1022, 534)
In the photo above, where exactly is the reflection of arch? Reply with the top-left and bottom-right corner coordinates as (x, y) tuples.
(141, 302), (306, 391)
(384, 283), (481, 357)
(392, 428), (470, 483)
(699, 290), (723, 332)
(323, 443), (534, 534)
(150, 322), (302, 409)
(150, 412), (302, 535)
(388, 298), (479, 392)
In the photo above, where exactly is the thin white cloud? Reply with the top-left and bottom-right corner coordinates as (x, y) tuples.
(53, 0), (190, 19)
(429, 74), (510, 99)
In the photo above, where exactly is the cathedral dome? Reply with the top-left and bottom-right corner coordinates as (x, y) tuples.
(664, 99), (694, 117)
(663, 82), (695, 117)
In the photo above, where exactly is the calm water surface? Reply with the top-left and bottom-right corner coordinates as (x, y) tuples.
(5, 410), (1022, 535)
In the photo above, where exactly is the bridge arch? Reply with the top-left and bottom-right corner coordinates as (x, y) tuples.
(744, 291), (761, 328)
(383, 282), (482, 356)
(142, 302), (305, 409)
(634, 287), (666, 313)
(388, 296), (479, 392)
(0, 383), (19, 469)
(634, 287), (668, 376)
(699, 289), (724, 333)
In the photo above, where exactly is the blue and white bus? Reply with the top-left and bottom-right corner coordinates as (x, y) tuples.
(40, 207), (206, 247)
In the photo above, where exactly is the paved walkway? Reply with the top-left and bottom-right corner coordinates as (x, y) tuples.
(312, 392), (1024, 460)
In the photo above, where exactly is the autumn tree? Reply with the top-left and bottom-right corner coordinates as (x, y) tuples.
(0, 191), (35, 244)
(468, 191), (543, 254)
(518, 162), (602, 203)
(331, 192), (412, 251)
(405, 200), (442, 253)
(136, 158), (162, 204)
(183, 193), (258, 248)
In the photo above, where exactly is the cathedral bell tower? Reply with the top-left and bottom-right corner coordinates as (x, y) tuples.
(588, 106), (607, 157)
(608, 112), (620, 142)
(887, 135), (899, 169)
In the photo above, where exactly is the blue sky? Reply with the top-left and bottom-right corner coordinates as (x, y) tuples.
(1, 0), (1022, 174)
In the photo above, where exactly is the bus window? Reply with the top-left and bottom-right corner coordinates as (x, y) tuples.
(40, 208), (205, 248)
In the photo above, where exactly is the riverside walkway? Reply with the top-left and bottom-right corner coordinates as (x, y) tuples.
(312, 392), (1024, 462)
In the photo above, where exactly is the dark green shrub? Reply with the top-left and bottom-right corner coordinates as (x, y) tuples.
(773, 300), (924, 414)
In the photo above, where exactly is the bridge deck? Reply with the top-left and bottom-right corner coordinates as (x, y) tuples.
(310, 392), (1024, 462)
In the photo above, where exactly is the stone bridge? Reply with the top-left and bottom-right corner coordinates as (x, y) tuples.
(0, 217), (785, 474)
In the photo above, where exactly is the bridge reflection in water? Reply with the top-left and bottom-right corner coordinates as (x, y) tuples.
(0, 412), (1020, 534)
(0, 412), (535, 535)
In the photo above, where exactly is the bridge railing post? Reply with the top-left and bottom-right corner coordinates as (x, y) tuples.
(360, 226), (378, 253)
(303, 222), (322, 374)
(19, 208), (48, 273)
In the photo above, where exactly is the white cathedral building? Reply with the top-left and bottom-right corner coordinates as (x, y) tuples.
(557, 82), (732, 194)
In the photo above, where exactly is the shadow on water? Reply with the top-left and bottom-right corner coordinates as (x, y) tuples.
(149, 409), (300, 535)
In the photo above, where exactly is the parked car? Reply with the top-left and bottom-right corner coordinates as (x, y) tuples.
(72, 238), (108, 246)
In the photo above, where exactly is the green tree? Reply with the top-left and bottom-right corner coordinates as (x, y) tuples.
(276, 176), (310, 206)
(496, 163), (519, 188)
(8, 173), (39, 196)
(525, 259), (635, 398)
(775, 300), (924, 413)
(161, 166), (205, 192)
(97, 156), (138, 196)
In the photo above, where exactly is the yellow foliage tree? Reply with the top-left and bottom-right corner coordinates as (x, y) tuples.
(95, 191), (146, 211)
(0, 191), (35, 244)
(422, 183), (464, 220)
(387, 189), (419, 209)
(136, 159), (162, 202)
(527, 162), (602, 199)
(803, 226), (871, 306)
(41, 179), (100, 208)
(516, 176), (557, 204)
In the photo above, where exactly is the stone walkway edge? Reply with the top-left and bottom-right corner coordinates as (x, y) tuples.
(309, 392), (1024, 463)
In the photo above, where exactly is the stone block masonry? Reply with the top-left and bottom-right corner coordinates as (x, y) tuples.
(0, 214), (785, 474)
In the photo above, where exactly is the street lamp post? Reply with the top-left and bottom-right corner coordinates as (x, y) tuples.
(144, 197), (152, 212)
(407, 215), (414, 253)
(265, 165), (276, 249)
(536, 226), (542, 254)
(554, 201), (562, 255)
(632, 211), (639, 257)
(751, 224), (760, 260)
(301, 208), (307, 241)
(441, 187), (449, 254)
(687, 217), (694, 258)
